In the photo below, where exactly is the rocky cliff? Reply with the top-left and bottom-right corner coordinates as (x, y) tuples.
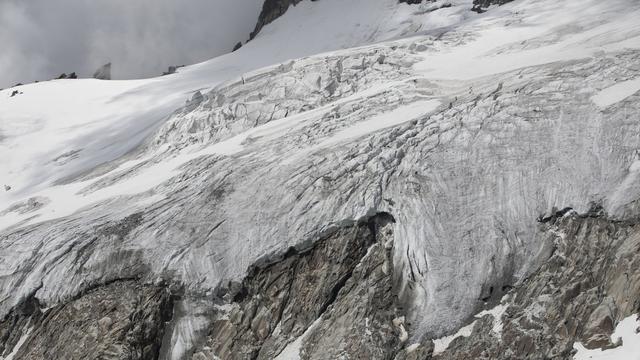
(0, 281), (173, 360)
(250, 0), (306, 40)
(426, 209), (640, 359)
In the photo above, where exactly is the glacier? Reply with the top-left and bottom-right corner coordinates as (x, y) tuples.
(1, 0), (640, 359)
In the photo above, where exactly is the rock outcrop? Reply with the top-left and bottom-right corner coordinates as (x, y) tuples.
(431, 209), (640, 359)
(56, 72), (78, 79)
(0, 280), (173, 360)
(472, 0), (514, 13)
(2, 208), (638, 359)
(93, 62), (112, 80)
(192, 213), (403, 359)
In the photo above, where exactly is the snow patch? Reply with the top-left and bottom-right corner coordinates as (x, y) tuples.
(475, 303), (508, 337)
(316, 100), (441, 149)
(432, 300), (508, 355)
(573, 314), (640, 360)
(405, 343), (421, 353)
(591, 77), (640, 109)
(1, 325), (33, 360)
(274, 318), (322, 360)
(414, 0), (640, 80)
(432, 320), (476, 355)
(285, 99), (442, 165)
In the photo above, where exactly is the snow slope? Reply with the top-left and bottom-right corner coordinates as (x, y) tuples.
(1, 0), (640, 358)
(574, 314), (640, 360)
(4, 0), (639, 231)
(0, 0), (473, 231)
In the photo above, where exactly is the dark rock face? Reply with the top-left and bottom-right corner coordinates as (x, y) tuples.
(93, 62), (112, 80)
(301, 215), (402, 359)
(472, 0), (514, 13)
(250, 0), (306, 40)
(56, 72), (78, 80)
(0, 212), (406, 360)
(192, 213), (405, 359)
(434, 211), (640, 359)
(1, 212), (638, 360)
(250, 0), (431, 40)
(162, 65), (185, 76)
(0, 280), (173, 360)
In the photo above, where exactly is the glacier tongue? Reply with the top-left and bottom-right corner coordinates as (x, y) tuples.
(1, 0), (640, 358)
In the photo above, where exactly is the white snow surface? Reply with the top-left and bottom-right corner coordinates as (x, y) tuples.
(0, 0), (470, 230)
(414, 0), (640, 79)
(2, 0), (638, 232)
(475, 302), (508, 337)
(591, 77), (640, 109)
(273, 318), (322, 360)
(1, 0), (640, 358)
(432, 299), (509, 355)
(573, 314), (640, 360)
(432, 320), (476, 355)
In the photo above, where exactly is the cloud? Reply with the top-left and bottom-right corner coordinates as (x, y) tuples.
(0, 0), (264, 88)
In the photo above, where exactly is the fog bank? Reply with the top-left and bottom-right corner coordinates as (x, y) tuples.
(0, 0), (264, 88)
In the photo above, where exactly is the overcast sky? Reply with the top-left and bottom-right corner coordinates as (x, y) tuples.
(0, 0), (264, 88)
